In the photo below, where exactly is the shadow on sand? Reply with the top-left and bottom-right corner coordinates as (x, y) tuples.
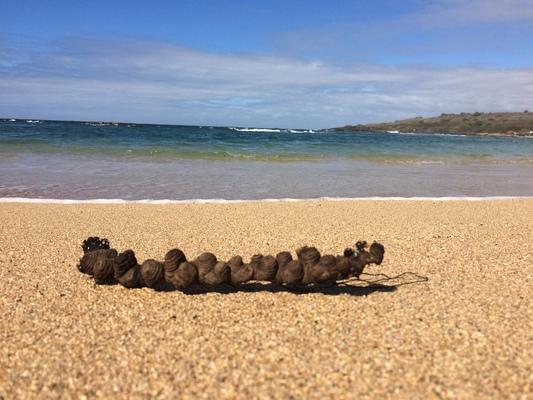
(154, 271), (429, 296)
(93, 271), (428, 296)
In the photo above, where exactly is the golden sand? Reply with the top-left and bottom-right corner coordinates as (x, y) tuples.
(0, 200), (532, 398)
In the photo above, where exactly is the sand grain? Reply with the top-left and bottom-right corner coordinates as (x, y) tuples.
(0, 200), (532, 398)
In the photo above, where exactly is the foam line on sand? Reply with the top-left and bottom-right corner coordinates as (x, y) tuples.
(1, 195), (532, 204)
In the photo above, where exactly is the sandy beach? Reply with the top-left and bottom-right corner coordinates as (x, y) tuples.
(0, 199), (531, 398)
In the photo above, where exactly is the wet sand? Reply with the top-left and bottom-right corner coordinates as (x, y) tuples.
(0, 200), (532, 398)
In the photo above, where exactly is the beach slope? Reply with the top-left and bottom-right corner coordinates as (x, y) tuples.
(0, 200), (532, 398)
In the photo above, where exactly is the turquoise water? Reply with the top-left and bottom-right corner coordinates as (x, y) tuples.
(2, 119), (533, 163)
(1, 119), (532, 199)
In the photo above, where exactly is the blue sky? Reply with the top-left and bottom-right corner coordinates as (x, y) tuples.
(1, 0), (533, 128)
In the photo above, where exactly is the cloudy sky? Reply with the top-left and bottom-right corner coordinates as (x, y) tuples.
(1, 0), (533, 128)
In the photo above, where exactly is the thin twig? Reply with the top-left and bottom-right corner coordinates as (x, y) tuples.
(340, 271), (429, 286)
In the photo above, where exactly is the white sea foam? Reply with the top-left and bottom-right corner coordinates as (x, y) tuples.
(432, 133), (468, 137)
(229, 127), (282, 132)
(229, 127), (317, 133)
(395, 131), (467, 137)
(85, 122), (111, 126)
(289, 129), (316, 133)
(1, 196), (530, 205)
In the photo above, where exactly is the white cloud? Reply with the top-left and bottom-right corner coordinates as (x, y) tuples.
(412, 0), (533, 24)
(1, 39), (532, 128)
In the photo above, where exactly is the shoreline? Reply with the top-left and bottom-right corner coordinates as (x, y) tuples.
(341, 111), (533, 137)
(341, 128), (533, 138)
(1, 195), (533, 204)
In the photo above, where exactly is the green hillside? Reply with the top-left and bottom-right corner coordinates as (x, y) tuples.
(342, 111), (533, 136)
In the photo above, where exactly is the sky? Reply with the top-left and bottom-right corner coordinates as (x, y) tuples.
(1, 0), (533, 128)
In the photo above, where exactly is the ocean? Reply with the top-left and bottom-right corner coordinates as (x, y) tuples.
(1, 119), (532, 200)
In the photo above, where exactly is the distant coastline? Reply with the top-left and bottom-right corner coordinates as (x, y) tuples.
(340, 111), (533, 137)
(4, 111), (533, 137)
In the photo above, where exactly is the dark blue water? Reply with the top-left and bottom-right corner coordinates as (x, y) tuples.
(1, 119), (532, 199)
